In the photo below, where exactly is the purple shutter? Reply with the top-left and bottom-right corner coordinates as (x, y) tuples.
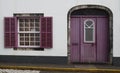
(4, 17), (17, 48)
(40, 17), (53, 48)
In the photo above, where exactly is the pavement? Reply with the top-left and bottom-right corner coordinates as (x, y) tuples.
(0, 63), (120, 73)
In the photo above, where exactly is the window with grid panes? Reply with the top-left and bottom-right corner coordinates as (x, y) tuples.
(18, 18), (40, 47)
(4, 13), (53, 49)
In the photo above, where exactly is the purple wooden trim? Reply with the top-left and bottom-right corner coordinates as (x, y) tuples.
(70, 17), (81, 63)
(4, 17), (10, 48)
(40, 17), (46, 48)
(96, 17), (109, 63)
(4, 17), (17, 48)
(47, 17), (53, 48)
(40, 17), (53, 48)
(95, 18), (98, 62)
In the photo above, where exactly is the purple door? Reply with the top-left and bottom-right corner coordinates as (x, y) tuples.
(70, 16), (109, 63)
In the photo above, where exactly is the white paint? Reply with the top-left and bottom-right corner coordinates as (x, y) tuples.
(0, 0), (120, 57)
(0, 69), (40, 73)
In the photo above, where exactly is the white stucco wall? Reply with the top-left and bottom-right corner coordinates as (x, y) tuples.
(0, 0), (120, 57)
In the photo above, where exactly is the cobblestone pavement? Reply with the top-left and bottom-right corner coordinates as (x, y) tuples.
(0, 69), (87, 73)
(0, 69), (40, 73)
(0, 69), (95, 73)
(0, 69), (118, 73)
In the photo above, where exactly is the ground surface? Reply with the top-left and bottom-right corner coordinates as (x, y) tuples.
(0, 69), (97, 73)
(0, 63), (120, 73)
(0, 69), (119, 73)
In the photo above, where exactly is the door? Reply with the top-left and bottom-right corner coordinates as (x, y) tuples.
(81, 17), (96, 63)
(70, 16), (109, 63)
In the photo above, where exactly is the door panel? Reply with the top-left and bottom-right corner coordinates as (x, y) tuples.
(80, 18), (96, 63)
(70, 17), (81, 62)
(97, 17), (109, 63)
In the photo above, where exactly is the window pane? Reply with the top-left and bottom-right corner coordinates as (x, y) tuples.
(20, 38), (24, 41)
(19, 23), (24, 27)
(84, 19), (95, 43)
(86, 21), (93, 26)
(85, 28), (93, 41)
(30, 42), (34, 45)
(35, 22), (39, 27)
(35, 28), (39, 31)
(35, 38), (40, 41)
(25, 33), (29, 36)
(30, 33), (34, 36)
(18, 18), (40, 47)
(25, 37), (29, 41)
(20, 28), (24, 31)
(35, 42), (40, 46)
(20, 33), (24, 36)
(30, 22), (34, 26)
(30, 19), (34, 22)
(25, 28), (29, 31)
(19, 19), (24, 22)
(30, 28), (35, 31)
(20, 42), (24, 45)
(35, 33), (39, 36)
(25, 42), (29, 45)
(30, 37), (34, 41)
(25, 22), (29, 27)
(25, 19), (29, 22)
(35, 19), (39, 22)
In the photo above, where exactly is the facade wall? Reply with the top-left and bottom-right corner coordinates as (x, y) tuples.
(0, 0), (120, 57)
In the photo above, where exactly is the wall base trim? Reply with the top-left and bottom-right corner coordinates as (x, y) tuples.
(0, 55), (68, 64)
(1, 55), (120, 66)
(112, 57), (120, 66)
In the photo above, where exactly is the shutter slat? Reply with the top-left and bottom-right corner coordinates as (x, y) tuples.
(4, 17), (17, 48)
(40, 17), (52, 48)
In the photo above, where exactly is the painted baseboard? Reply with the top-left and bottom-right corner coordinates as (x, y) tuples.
(0, 55), (68, 64)
(112, 57), (120, 66)
(0, 55), (120, 66)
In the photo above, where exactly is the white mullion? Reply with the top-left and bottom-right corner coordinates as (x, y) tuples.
(23, 19), (25, 46)
(18, 31), (39, 33)
(29, 19), (30, 32)
(34, 18), (35, 32)
(34, 19), (35, 46)
(28, 19), (30, 46)
(23, 33), (25, 46)
(28, 34), (30, 46)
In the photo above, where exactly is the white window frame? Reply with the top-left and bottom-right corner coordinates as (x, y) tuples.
(18, 18), (40, 48)
(84, 19), (95, 43)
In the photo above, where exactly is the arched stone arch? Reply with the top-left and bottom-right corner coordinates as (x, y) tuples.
(67, 5), (113, 64)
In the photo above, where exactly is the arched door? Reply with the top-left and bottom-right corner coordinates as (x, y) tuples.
(69, 8), (111, 63)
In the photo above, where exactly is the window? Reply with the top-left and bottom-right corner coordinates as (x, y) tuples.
(4, 13), (53, 49)
(84, 19), (95, 43)
(18, 18), (40, 47)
